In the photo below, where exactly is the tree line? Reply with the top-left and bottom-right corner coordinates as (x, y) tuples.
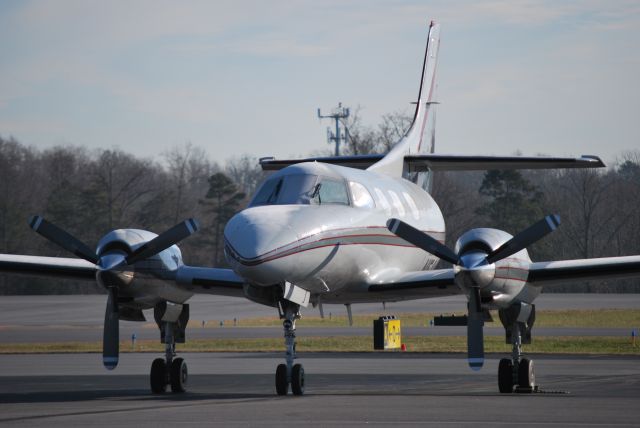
(1, 117), (639, 293)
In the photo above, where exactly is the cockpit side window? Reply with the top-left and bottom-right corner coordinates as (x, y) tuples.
(349, 181), (375, 209)
(311, 178), (350, 205)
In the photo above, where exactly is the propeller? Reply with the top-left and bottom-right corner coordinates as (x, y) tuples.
(29, 216), (98, 264)
(28, 215), (199, 370)
(126, 218), (199, 265)
(387, 214), (560, 371)
(103, 287), (119, 370)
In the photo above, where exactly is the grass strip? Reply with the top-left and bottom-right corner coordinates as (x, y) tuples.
(1, 336), (638, 355)
(198, 308), (640, 328)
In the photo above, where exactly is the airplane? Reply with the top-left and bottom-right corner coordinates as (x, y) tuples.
(1, 20), (640, 397)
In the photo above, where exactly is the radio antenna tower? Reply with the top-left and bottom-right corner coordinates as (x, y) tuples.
(317, 102), (350, 156)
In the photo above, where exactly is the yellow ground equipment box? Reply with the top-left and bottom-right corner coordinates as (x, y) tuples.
(373, 315), (401, 350)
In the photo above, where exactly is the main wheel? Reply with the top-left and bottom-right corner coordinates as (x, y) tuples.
(275, 364), (288, 396)
(498, 358), (514, 393)
(518, 358), (535, 389)
(150, 358), (167, 394)
(291, 363), (305, 396)
(170, 357), (188, 393)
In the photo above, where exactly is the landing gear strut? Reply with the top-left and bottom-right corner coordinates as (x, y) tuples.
(150, 302), (189, 394)
(498, 303), (536, 393)
(275, 300), (305, 396)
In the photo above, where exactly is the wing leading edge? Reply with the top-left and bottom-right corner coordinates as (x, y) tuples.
(368, 269), (458, 300)
(0, 254), (96, 281)
(528, 255), (640, 286)
(175, 265), (245, 297)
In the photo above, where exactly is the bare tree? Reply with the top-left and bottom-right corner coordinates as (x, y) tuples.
(84, 149), (158, 233)
(376, 110), (412, 152)
(225, 154), (265, 198)
(163, 143), (216, 224)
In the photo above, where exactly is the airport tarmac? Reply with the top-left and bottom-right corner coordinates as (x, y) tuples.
(0, 352), (639, 427)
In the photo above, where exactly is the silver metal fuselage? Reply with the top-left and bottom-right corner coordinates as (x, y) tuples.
(223, 162), (445, 303)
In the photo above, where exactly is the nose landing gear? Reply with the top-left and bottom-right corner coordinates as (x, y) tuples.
(275, 300), (305, 396)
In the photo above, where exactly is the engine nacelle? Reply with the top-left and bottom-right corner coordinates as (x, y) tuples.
(95, 228), (185, 300)
(453, 228), (534, 309)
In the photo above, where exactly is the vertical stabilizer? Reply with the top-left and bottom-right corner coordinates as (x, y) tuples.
(368, 21), (440, 190)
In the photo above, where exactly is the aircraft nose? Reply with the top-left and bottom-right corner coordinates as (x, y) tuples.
(224, 207), (299, 267)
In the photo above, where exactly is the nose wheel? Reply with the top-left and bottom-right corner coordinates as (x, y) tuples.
(275, 300), (305, 396)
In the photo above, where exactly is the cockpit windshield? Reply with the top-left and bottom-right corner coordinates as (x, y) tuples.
(250, 174), (318, 206)
(250, 174), (351, 207)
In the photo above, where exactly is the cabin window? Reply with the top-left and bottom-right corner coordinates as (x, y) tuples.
(403, 192), (420, 220)
(388, 190), (406, 217)
(374, 188), (392, 216)
(311, 178), (350, 205)
(349, 181), (375, 209)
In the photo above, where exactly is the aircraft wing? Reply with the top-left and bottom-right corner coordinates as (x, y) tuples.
(367, 268), (458, 300)
(260, 154), (604, 171)
(0, 254), (246, 297)
(175, 265), (246, 298)
(528, 255), (640, 286)
(0, 254), (96, 281)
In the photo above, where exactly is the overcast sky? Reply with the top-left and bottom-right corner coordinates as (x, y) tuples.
(1, 1), (638, 166)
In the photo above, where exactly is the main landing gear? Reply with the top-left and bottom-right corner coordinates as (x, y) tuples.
(150, 302), (189, 394)
(498, 303), (536, 393)
(275, 300), (305, 396)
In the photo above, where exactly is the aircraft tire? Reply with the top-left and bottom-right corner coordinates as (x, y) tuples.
(291, 364), (305, 396)
(518, 358), (535, 389)
(170, 357), (188, 393)
(150, 358), (167, 394)
(276, 364), (288, 395)
(498, 358), (513, 393)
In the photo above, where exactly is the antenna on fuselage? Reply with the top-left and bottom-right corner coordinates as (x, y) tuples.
(318, 102), (350, 156)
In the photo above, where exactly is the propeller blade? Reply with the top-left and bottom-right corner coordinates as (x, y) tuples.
(387, 218), (459, 265)
(467, 287), (484, 371)
(126, 218), (199, 265)
(28, 216), (98, 264)
(486, 214), (560, 264)
(103, 288), (119, 370)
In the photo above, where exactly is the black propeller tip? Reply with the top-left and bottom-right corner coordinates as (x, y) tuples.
(546, 214), (561, 230)
(28, 215), (43, 231)
(186, 218), (200, 233)
(386, 218), (401, 233)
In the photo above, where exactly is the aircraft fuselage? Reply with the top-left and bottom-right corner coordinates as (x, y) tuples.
(224, 162), (445, 303)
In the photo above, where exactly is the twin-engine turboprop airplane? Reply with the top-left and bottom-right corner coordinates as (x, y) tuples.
(2, 21), (640, 396)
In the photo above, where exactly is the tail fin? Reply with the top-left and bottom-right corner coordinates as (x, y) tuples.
(368, 21), (440, 190)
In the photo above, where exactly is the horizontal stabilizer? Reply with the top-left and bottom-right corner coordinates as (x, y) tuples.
(259, 154), (604, 172)
(405, 154), (605, 171)
(260, 155), (383, 171)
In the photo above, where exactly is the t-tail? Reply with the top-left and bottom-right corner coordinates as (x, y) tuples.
(368, 21), (440, 191)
